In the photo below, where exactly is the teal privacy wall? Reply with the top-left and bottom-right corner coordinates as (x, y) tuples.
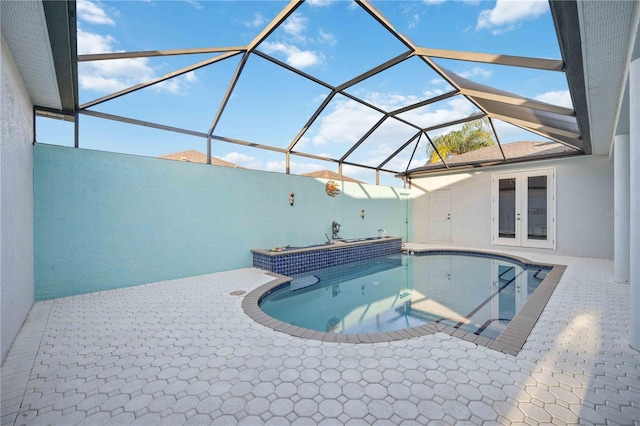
(34, 144), (413, 300)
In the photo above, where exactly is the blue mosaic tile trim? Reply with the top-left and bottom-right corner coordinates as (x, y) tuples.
(407, 249), (553, 270)
(253, 239), (402, 276)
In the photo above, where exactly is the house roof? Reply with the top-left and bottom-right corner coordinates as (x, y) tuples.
(406, 141), (578, 174)
(300, 170), (364, 184)
(158, 150), (243, 168)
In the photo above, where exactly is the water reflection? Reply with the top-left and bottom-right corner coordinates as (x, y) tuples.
(259, 254), (547, 339)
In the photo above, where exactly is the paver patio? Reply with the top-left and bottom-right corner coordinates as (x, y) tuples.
(1, 248), (639, 425)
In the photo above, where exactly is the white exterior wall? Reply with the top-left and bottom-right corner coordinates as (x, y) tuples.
(1, 37), (35, 363)
(411, 155), (614, 259)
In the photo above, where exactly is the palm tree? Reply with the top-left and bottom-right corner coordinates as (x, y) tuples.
(427, 116), (496, 164)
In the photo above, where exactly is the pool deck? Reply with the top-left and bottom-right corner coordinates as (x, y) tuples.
(2, 245), (639, 425)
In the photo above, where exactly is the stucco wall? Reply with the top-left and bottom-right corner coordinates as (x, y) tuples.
(1, 37), (35, 362)
(411, 155), (614, 259)
(34, 144), (413, 300)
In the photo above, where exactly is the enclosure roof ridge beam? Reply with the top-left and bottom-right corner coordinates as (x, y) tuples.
(337, 91), (422, 132)
(80, 51), (242, 110)
(210, 135), (287, 153)
(422, 113), (487, 134)
(77, 46), (247, 62)
(389, 90), (459, 116)
(378, 131), (421, 170)
(356, 0), (416, 51)
(488, 117), (507, 161)
(80, 109), (209, 138)
(287, 91), (337, 152)
(402, 132), (422, 173)
(462, 88), (575, 116)
(247, 0), (303, 52)
(424, 130), (449, 169)
(415, 54), (496, 129)
(342, 160), (399, 174)
(290, 151), (340, 163)
(253, 50), (335, 91)
(414, 47), (565, 71)
(207, 52), (250, 136)
(336, 50), (413, 92)
(415, 56), (462, 94)
(340, 116), (388, 162)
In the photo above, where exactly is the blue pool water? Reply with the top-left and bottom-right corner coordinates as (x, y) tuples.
(259, 253), (550, 340)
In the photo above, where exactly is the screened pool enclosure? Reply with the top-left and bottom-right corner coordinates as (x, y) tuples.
(34, 0), (589, 186)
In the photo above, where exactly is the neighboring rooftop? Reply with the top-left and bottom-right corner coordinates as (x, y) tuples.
(159, 150), (243, 168)
(300, 169), (364, 184)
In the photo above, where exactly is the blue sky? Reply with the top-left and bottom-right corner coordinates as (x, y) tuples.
(38, 0), (571, 186)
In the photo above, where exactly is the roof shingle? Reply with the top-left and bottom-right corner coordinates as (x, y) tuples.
(158, 150), (243, 168)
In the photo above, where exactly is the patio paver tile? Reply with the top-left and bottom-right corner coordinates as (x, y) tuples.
(1, 258), (638, 426)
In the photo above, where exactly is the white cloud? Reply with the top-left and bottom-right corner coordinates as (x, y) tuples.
(260, 41), (324, 69)
(266, 160), (284, 172)
(154, 72), (199, 95)
(77, 30), (116, 54)
(184, 0), (204, 10)
(309, 99), (383, 147)
(423, 0), (445, 5)
(458, 66), (492, 80)
(492, 119), (547, 143)
(267, 160), (327, 174)
(318, 29), (337, 46)
(77, 0), (115, 25)
(407, 13), (420, 29)
(364, 92), (420, 111)
(78, 75), (128, 93)
(283, 14), (308, 41)
(244, 12), (267, 28)
(219, 152), (262, 169)
(476, 0), (548, 34)
(535, 90), (573, 108)
(399, 96), (477, 131)
(307, 0), (335, 7)
(78, 29), (197, 95)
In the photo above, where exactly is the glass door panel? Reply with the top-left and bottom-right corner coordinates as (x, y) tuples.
(494, 174), (520, 246)
(526, 175), (547, 240)
(522, 170), (554, 248)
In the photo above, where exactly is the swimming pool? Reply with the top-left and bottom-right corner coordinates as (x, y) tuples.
(243, 250), (564, 353)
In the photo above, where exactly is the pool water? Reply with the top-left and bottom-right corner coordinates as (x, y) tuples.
(259, 253), (549, 340)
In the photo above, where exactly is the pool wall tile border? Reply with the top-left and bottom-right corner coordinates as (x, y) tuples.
(252, 237), (402, 276)
(242, 249), (566, 356)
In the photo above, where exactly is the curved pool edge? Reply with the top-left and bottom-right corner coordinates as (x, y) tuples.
(243, 250), (566, 355)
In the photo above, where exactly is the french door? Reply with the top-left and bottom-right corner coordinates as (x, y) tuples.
(492, 169), (555, 249)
